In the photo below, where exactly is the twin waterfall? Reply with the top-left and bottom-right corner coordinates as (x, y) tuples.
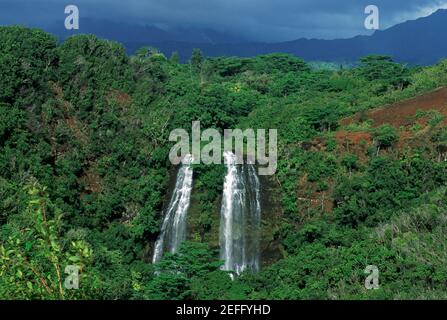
(220, 152), (261, 276)
(152, 152), (262, 276)
(152, 155), (194, 263)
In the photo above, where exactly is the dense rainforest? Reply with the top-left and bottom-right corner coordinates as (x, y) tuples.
(0, 26), (446, 300)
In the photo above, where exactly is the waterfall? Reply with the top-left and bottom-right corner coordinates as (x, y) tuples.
(152, 155), (194, 263)
(220, 151), (261, 276)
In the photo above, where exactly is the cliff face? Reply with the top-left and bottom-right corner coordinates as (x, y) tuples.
(185, 165), (284, 270)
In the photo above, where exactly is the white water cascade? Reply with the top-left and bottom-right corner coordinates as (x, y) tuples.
(152, 155), (194, 263)
(220, 151), (261, 276)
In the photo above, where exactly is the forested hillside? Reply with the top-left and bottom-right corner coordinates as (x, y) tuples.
(0, 26), (446, 300)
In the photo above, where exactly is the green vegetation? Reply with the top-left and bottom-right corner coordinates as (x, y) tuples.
(0, 26), (446, 300)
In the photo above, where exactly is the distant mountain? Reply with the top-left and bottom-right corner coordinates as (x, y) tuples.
(128, 9), (447, 65)
(47, 10), (447, 65)
(46, 18), (248, 46)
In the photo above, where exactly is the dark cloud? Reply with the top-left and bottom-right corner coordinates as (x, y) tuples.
(1, 0), (446, 41)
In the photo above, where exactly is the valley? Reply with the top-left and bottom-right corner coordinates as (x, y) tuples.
(0, 26), (446, 300)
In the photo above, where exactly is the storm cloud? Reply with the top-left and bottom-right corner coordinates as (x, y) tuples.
(1, 0), (446, 41)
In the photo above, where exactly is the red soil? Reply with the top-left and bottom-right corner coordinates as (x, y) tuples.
(341, 87), (447, 128)
(107, 90), (132, 107)
(335, 131), (372, 145)
(302, 87), (447, 218)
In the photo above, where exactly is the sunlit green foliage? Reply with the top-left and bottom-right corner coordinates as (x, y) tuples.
(1, 26), (446, 300)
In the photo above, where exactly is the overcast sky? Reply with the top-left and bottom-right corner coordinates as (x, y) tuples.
(1, 0), (446, 41)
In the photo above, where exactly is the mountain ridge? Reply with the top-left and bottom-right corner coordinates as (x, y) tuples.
(41, 9), (447, 65)
(126, 9), (447, 65)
